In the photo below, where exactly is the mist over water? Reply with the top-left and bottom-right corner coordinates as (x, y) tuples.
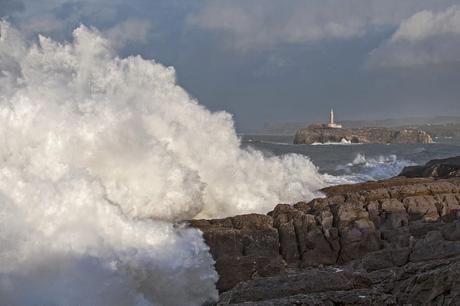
(0, 22), (326, 305)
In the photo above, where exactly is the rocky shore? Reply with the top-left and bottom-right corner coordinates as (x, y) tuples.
(293, 125), (433, 144)
(190, 157), (460, 305)
(400, 156), (460, 179)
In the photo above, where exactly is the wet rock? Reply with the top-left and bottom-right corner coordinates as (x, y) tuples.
(219, 256), (460, 305)
(400, 155), (460, 179)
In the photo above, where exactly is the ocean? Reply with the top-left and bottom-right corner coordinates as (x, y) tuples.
(242, 134), (460, 184)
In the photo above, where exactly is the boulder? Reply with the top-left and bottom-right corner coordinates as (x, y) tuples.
(399, 155), (460, 179)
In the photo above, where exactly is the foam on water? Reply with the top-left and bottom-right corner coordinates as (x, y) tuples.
(311, 138), (360, 145)
(0, 22), (326, 305)
(326, 153), (416, 184)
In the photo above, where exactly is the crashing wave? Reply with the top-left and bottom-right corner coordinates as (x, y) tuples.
(0, 21), (326, 305)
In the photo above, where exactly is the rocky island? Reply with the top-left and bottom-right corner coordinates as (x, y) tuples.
(190, 156), (460, 305)
(294, 125), (433, 144)
(293, 110), (433, 144)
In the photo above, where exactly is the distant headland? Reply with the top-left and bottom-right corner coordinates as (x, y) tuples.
(293, 109), (433, 144)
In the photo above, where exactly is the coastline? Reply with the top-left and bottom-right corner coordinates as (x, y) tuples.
(191, 157), (460, 305)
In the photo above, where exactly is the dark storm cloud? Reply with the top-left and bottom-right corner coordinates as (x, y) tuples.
(0, 0), (24, 17)
(5, 0), (460, 132)
(185, 0), (460, 130)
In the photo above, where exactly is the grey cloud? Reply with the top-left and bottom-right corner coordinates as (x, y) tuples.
(3, 0), (460, 131)
(19, 14), (64, 34)
(189, 0), (459, 50)
(369, 6), (460, 68)
(11, 1), (104, 38)
(391, 6), (460, 42)
(14, 0), (148, 43)
(105, 19), (152, 50)
(0, 0), (24, 17)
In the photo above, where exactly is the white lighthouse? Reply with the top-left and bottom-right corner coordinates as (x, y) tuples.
(327, 108), (342, 128)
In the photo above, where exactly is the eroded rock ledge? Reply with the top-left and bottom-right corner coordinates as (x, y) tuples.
(190, 177), (460, 305)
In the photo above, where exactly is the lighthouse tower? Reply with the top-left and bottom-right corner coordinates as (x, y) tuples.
(327, 108), (342, 128)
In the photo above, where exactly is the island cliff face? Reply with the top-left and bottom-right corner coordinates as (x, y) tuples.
(293, 125), (433, 144)
(190, 157), (460, 305)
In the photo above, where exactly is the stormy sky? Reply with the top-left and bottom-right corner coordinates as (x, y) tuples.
(2, 0), (460, 131)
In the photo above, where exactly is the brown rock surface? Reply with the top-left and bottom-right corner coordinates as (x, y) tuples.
(190, 177), (460, 304)
(189, 214), (283, 291)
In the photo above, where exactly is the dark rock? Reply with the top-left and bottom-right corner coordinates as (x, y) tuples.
(213, 255), (286, 292)
(219, 256), (460, 305)
(189, 214), (282, 291)
(360, 247), (411, 271)
(410, 230), (460, 262)
(399, 155), (460, 179)
(218, 268), (373, 304)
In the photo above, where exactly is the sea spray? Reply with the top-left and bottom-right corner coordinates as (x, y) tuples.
(0, 22), (325, 305)
(345, 153), (416, 180)
(326, 153), (416, 184)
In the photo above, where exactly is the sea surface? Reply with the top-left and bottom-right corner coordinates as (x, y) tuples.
(241, 134), (460, 185)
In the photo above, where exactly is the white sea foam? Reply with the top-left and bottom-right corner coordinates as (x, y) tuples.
(0, 22), (326, 305)
(328, 153), (416, 184)
(311, 138), (360, 145)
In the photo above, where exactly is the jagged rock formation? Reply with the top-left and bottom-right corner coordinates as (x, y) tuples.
(218, 255), (460, 305)
(400, 156), (460, 179)
(190, 177), (460, 305)
(293, 125), (433, 144)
